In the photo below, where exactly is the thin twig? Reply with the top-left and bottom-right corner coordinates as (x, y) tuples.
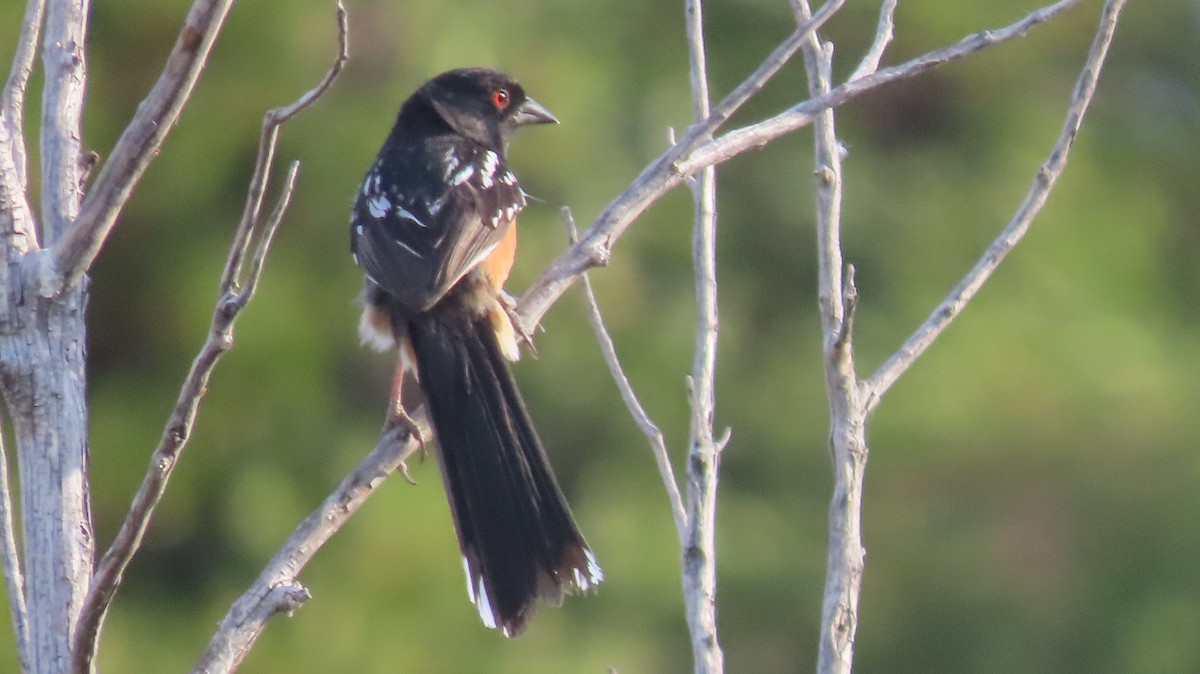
(0, 414), (30, 673)
(679, 0), (845, 152)
(2, 0), (46, 191)
(862, 0), (1126, 412)
(69, 9), (348, 672)
(847, 0), (897, 82)
(680, 0), (1080, 174)
(682, 1), (725, 673)
(223, 2), (348, 291)
(513, 0), (1082, 336)
(46, 0), (239, 296)
(193, 427), (420, 674)
(568, 209), (686, 540)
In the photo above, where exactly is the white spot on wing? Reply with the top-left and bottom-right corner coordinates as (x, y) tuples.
(442, 152), (460, 182)
(393, 238), (424, 259)
(499, 171), (516, 186)
(394, 206), (425, 228)
(451, 163), (475, 186)
(367, 194), (390, 218)
(480, 151), (499, 187)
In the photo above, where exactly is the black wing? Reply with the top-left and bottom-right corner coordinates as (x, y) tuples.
(351, 138), (526, 313)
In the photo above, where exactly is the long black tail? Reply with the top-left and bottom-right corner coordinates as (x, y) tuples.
(408, 302), (602, 637)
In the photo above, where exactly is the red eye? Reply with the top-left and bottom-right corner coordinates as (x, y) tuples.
(492, 89), (510, 109)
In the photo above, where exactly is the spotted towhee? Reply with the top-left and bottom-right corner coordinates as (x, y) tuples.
(350, 68), (602, 636)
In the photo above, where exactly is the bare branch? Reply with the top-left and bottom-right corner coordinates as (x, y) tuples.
(796, 6), (869, 671)
(513, 0), (1082, 335)
(681, 1), (725, 672)
(70, 10), (348, 671)
(193, 427), (420, 674)
(223, 1), (349, 291)
(683, 0), (844, 149)
(39, 0), (89, 244)
(0, 415), (30, 673)
(569, 209), (687, 540)
(680, 0), (1081, 174)
(862, 0), (1126, 412)
(0, 124), (39, 330)
(46, 0), (239, 295)
(3, 0), (46, 190)
(847, 0), (897, 82)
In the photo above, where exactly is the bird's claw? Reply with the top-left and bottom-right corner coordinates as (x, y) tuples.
(386, 405), (428, 478)
(499, 291), (539, 356)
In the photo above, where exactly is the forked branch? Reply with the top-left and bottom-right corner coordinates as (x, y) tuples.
(69, 7), (348, 673)
(863, 0), (1127, 411)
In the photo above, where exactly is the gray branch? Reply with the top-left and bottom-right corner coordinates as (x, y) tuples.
(193, 427), (420, 674)
(39, 0), (87, 243)
(862, 0), (1127, 412)
(2, 0), (46, 191)
(513, 0), (1082, 337)
(69, 7), (348, 673)
(42, 0), (239, 296)
(570, 209), (687, 537)
(793, 1), (867, 670)
(682, 1), (725, 672)
(0, 418), (30, 672)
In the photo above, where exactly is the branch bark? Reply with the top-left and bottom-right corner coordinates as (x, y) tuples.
(3, 0), (46, 193)
(0, 417), (30, 672)
(43, 0), (239, 297)
(0, 2), (99, 671)
(863, 0), (1127, 411)
(193, 426), (418, 674)
(793, 1), (867, 669)
(70, 8), (348, 672)
(570, 210), (687, 537)
(514, 0), (1083, 336)
(681, 1), (725, 673)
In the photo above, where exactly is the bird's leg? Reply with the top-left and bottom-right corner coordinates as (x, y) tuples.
(386, 353), (426, 484)
(498, 290), (538, 357)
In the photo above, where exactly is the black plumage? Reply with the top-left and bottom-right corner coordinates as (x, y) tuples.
(349, 68), (601, 636)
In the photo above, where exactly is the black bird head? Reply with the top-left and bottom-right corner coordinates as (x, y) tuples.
(406, 68), (558, 151)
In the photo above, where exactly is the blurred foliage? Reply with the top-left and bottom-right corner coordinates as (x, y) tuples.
(1, 0), (1198, 672)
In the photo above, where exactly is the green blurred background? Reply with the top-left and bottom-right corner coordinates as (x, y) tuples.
(3, 0), (1199, 671)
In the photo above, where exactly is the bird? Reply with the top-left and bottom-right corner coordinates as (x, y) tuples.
(349, 68), (602, 637)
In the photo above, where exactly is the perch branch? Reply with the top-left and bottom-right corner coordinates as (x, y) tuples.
(46, 0), (239, 295)
(192, 1), (1112, 671)
(862, 0), (1126, 412)
(70, 8), (348, 672)
(193, 427), (420, 674)
(513, 0), (1081, 335)
(569, 210), (686, 539)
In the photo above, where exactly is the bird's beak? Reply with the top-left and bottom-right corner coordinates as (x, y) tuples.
(512, 97), (559, 126)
